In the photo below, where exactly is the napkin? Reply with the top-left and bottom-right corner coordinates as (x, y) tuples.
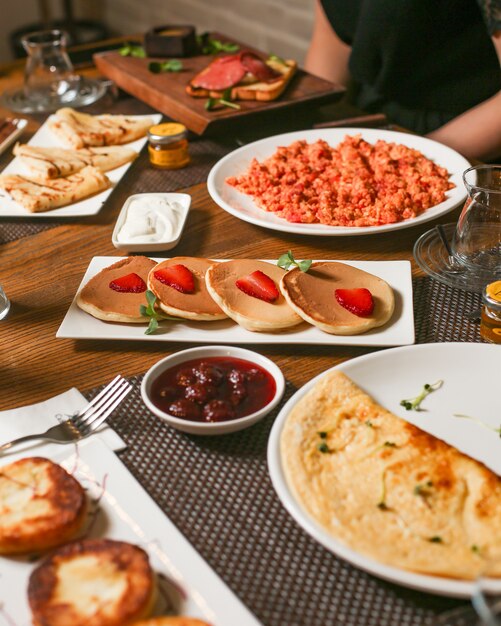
(0, 387), (126, 458)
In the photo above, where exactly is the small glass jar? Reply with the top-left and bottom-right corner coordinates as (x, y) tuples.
(147, 122), (190, 170)
(480, 280), (501, 344)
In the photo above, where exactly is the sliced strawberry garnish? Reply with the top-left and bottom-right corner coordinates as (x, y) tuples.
(154, 264), (195, 294)
(109, 272), (147, 293)
(236, 270), (279, 303)
(335, 288), (374, 317)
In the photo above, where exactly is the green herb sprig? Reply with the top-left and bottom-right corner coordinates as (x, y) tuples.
(268, 53), (286, 65)
(140, 290), (181, 335)
(277, 250), (312, 273)
(205, 88), (241, 111)
(453, 414), (501, 437)
(400, 380), (443, 411)
(197, 34), (240, 55)
(148, 59), (183, 73)
(119, 43), (146, 58)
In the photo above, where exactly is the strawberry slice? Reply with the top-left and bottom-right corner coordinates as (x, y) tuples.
(109, 272), (147, 293)
(335, 288), (374, 317)
(236, 270), (279, 303)
(154, 264), (195, 294)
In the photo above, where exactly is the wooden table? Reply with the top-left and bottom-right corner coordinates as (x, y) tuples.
(0, 57), (462, 411)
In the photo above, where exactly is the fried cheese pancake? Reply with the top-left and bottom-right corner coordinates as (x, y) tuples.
(28, 539), (156, 626)
(0, 165), (110, 212)
(281, 371), (501, 580)
(0, 457), (86, 555)
(49, 108), (154, 148)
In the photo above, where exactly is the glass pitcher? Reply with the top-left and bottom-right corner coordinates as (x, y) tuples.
(452, 165), (501, 274)
(22, 29), (79, 107)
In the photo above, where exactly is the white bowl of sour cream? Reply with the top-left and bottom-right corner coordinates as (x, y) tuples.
(112, 192), (191, 251)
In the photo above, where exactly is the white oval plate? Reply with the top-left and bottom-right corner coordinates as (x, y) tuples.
(268, 343), (501, 597)
(207, 128), (471, 236)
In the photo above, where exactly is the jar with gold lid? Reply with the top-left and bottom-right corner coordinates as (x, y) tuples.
(480, 280), (501, 344)
(148, 122), (190, 170)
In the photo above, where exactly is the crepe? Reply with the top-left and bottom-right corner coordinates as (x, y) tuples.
(281, 370), (501, 580)
(13, 143), (137, 181)
(48, 108), (155, 148)
(0, 165), (110, 212)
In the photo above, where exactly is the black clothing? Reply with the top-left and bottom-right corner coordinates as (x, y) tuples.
(320, 0), (501, 133)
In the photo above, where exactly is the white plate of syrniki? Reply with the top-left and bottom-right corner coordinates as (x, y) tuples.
(57, 255), (415, 346)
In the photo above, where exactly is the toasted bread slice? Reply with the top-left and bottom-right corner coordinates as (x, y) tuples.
(280, 262), (395, 335)
(134, 619), (212, 626)
(147, 257), (227, 322)
(0, 457), (86, 555)
(186, 58), (297, 102)
(28, 538), (156, 626)
(205, 259), (302, 332)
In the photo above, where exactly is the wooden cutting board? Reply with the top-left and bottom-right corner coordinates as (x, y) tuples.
(94, 33), (345, 135)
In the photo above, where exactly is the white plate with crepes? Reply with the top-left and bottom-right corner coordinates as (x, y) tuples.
(56, 256), (415, 346)
(268, 343), (501, 598)
(1, 436), (263, 625)
(207, 127), (471, 236)
(0, 113), (161, 217)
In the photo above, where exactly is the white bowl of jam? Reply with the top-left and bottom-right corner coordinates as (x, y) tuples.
(141, 346), (285, 435)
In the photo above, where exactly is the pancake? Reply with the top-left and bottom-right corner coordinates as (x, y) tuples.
(77, 256), (157, 323)
(148, 257), (227, 321)
(28, 538), (156, 626)
(206, 259), (302, 332)
(280, 261), (394, 335)
(0, 457), (86, 555)
(281, 371), (501, 580)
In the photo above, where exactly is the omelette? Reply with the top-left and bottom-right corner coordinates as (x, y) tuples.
(280, 371), (501, 580)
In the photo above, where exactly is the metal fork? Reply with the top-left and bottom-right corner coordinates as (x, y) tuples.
(0, 375), (131, 454)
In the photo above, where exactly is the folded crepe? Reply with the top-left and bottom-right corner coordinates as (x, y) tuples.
(48, 108), (154, 148)
(13, 143), (137, 182)
(0, 165), (110, 212)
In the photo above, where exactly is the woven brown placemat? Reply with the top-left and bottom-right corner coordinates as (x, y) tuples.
(84, 277), (483, 626)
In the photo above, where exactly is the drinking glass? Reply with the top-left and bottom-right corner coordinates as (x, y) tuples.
(0, 285), (10, 320)
(452, 165), (501, 273)
(22, 29), (79, 107)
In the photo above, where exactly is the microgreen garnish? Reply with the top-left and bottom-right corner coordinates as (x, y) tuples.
(453, 414), (501, 437)
(277, 250), (312, 273)
(414, 481), (433, 496)
(471, 544), (480, 554)
(317, 442), (330, 453)
(377, 470), (390, 511)
(383, 441), (397, 448)
(205, 89), (241, 111)
(429, 536), (443, 543)
(140, 290), (181, 335)
(318, 431), (328, 439)
(400, 380), (443, 411)
(365, 420), (374, 428)
(197, 33), (240, 55)
(148, 59), (183, 73)
(119, 43), (146, 58)
(268, 53), (286, 65)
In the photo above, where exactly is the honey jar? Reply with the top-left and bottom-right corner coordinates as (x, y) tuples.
(147, 122), (190, 170)
(480, 280), (501, 344)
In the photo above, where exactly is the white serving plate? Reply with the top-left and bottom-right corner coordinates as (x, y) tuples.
(0, 113), (161, 217)
(207, 127), (471, 236)
(112, 192), (191, 252)
(0, 437), (262, 625)
(56, 256), (415, 346)
(268, 343), (501, 598)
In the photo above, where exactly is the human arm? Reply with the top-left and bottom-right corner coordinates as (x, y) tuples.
(304, 0), (351, 86)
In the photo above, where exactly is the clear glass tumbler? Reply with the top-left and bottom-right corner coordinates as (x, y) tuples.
(22, 29), (79, 107)
(0, 285), (10, 320)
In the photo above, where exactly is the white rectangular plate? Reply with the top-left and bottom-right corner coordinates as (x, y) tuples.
(57, 257), (415, 346)
(0, 113), (161, 217)
(1, 437), (262, 625)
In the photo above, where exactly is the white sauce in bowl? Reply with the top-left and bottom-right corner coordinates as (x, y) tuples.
(117, 196), (184, 243)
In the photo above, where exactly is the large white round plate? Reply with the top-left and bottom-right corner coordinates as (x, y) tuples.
(207, 128), (470, 236)
(268, 343), (501, 597)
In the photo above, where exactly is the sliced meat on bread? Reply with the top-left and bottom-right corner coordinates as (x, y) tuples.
(28, 538), (156, 626)
(147, 257), (227, 322)
(0, 165), (110, 212)
(77, 256), (157, 323)
(0, 457), (86, 555)
(280, 262), (395, 335)
(205, 259), (302, 332)
(186, 53), (297, 102)
(13, 143), (137, 182)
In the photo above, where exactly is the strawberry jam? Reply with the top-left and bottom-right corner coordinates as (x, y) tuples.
(150, 357), (276, 423)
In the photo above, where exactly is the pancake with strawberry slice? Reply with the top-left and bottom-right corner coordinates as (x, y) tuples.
(206, 259), (302, 332)
(280, 261), (394, 335)
(147, 257), (227, 321)
(76, 256), (157, 322)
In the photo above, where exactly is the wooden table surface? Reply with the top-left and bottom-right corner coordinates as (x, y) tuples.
(0, 56), (462, 411)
